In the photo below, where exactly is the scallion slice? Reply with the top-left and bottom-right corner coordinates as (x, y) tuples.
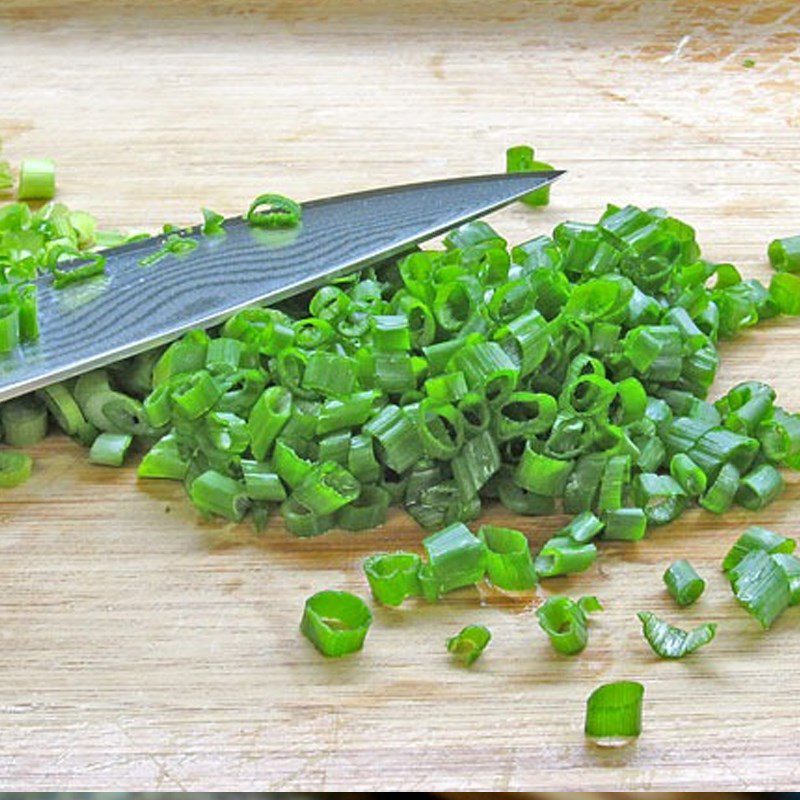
(447, 624), (491, 665)
(536, 595), (602, 655)
(478, 525), (537, 590)
(300, 590), (372, 657)
(637, 611), (716, 659)
(663, 559), (705, 606)
(585, 681), (644, 743)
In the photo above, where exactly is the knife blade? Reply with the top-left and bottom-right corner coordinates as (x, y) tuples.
(0, 170), (563, 402)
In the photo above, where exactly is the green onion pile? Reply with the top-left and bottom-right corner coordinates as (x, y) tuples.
(3, 144), (800, 743)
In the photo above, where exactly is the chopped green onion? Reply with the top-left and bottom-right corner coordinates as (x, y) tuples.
(0, 396), (48, 446)
(663, 559), (705, 606)
(602, 507), (647, 541)
(722, 526), (795, 572)
(248, 386), (291, 460)
(632, 473), (688, 525)
(585, 681), (644, 743)
(768, 235), (800, 273)
(506, 145), (554, 206)
(201, 207), (225, 235)
(336, 484), (390, 531)
(535, 536), (597, 578)
(478, 525), (537, 590)
(0, 449), (33, 488)
(728, 548), (791, 629)
(536, 595), (602, 655)
(363, 551), (422, 606)
(292, 461), (360, 516)
(241, 460), (287, 502)
(17, 158), (55, 200)
(669, 453), (707, 497)
(419, 522), (487, 602)
(559, 510), (604, 543)
(637, 611), (716, 659)
(772, 553), (800, 606)
(699, 462), (740, 514)
(189, 470), (250, 522)
(137, 433), (187, 480)
(89, 432), (133, 466)
(245, 193), (302, 228)
(735, 463), (784, 510)
(515, 444), (573, 497)
(300, 590), (372, 657)
(447, 624), (491, 665)
(52, 254), (106, 289)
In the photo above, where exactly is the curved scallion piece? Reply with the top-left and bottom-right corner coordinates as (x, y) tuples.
(728, 548), (791, 629)
(300, 590), (372, 657)
(536, 595), (602, 655)
(245, 193), (302, 229)
(447, 624), (491, 665)
(506, 145), (553, 207)
(363, 551), (422, 606)
(335, 484), (390, 531)
(585, 681), (644, 743)
(663, 559), (706, 606)
(0, 449), (33, 488)
(637, 611), (716, 659)
(36, 383), (86, 438)
(137, 433), (187, 480)
(603, 507), (647, 541)
(478, 525), (537, 590)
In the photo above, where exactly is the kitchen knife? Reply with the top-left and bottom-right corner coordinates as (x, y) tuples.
(0, 170), (563, 402)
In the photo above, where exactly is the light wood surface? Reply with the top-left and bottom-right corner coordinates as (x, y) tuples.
(2, 0), (800, 791)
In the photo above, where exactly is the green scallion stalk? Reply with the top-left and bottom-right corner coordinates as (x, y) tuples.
(300, 590), (372, 657)
(447, 624), (491, 665)
(637, 611), (716, 659)
(663, 559), (706, 606)
(189, 470), (250, 522)
(735, 463), (784, 510)
(560, 510), (605, 543)
(585, 681), (644, 743)
(536, 595), (602, 655)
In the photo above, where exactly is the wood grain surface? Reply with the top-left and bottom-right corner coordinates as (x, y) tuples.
(2, 0), (800, 791)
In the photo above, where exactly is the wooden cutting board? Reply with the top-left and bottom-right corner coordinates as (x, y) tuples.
(2, 0), (800, 791)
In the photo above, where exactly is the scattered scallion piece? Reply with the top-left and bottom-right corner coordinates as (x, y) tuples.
(88, 432), (133, 466)
(478, 524), (537, 590)
(768, 235), (800, 273)
(505, 144), (555, 207)
(663, 559), (706, 606)
(722, 526), (796, 572)
(0, 396), (48, 446)
(201, 207), (225, 235)
(447, 624), (491, 666)
(535, 536), (597, 578)
(300, 590), (372, 657)
(536, 595), (602, 655)
(585, 681), (644, 743)
(245, 193), (302, 228)
(637, 611), (716, 659)
(363, 551), (422, 606)
(0, 449), (33, 488)
(17, 158), (55, 200)
(727, 548), (791, 629)
(419, 522), (487, 601)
